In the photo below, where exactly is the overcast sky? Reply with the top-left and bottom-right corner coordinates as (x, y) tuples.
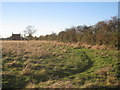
(1, 2), (118, 38)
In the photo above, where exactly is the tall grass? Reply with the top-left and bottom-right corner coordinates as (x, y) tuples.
(2, 40), (119, 88)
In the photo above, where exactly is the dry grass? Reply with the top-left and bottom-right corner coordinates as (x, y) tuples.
(2, 41), (50, 58)
(47, 81), (73, 88)
(2, 40), (119, 88)
(94, 66), (112, 76)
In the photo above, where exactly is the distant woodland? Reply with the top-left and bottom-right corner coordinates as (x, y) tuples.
(2, 16), (120, 50)
(35, 16), (119, 50)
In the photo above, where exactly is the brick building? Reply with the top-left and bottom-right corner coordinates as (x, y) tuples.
(10, 33), (22, 40)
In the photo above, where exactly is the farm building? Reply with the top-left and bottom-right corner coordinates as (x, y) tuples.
(10, 33), (23, 40)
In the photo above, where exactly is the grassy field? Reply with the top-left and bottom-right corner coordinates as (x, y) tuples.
(1, 40), (119, 88)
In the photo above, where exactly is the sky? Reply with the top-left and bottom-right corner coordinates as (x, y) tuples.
(1, 2), (118, 38)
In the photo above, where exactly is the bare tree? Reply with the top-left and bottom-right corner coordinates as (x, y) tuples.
(24, 26), (37, 37)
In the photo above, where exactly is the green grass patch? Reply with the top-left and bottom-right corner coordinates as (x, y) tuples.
(2, 41), (119, 88)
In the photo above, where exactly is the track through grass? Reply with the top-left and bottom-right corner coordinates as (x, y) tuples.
(1, 41), (119, 88)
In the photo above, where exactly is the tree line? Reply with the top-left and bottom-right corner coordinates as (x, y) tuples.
(24, 16), (119, 50)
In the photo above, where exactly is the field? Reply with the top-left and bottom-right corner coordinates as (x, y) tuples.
(1, 40), (119, 88)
